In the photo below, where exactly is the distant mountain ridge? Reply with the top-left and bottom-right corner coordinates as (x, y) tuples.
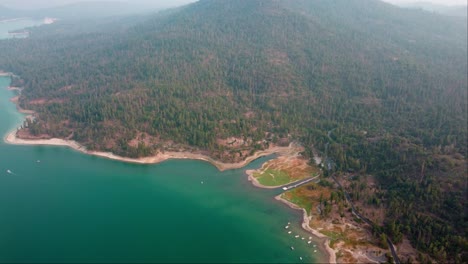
(1, 1), (159, 20)
(30, 1), (157, 19)
(402, 1), (467, 16)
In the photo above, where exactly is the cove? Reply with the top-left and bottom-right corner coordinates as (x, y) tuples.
(0, 20), (326, 263)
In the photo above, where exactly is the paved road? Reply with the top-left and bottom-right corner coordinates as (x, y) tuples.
(280, 175), (320, 191)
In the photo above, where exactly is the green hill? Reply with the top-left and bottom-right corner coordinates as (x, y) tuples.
(0, 1), (466, 262)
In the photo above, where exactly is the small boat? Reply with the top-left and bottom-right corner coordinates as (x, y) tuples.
(300, 257), (303, 261)
(308, 241), (312, 244)
(201, 181), (204, 184)
(314, 250), (317, 253)
(36, 160), (41, 163)
(301, 237), (305, 240)
(313, 245), (317, 247)
(288, 222), (291, 225)
(6, 170), (12, 174)
(309, 236), (312, 240)
(290, 246), (295, 250)
(285, 225), (289, 229)
(288, 231), (292, 234)
(295, 235), (299, 238)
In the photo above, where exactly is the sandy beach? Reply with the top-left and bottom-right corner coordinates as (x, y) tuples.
(4, 129), (292, 172)
(275, 195), (337, 264)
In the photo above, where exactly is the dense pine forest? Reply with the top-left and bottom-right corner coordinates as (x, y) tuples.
(0, 0), (466, 262)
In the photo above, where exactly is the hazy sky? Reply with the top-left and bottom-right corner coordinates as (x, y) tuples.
(0, 0), (466, 9)
(0, 0), (197, 9)
(384, 0), (467, 5)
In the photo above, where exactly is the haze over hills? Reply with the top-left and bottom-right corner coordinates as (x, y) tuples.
(402, 1), (468, 16)
(0, 4), (22, 19)
(0, 0), (196, 10)
(30, 1), (158, 19)
(0, 0), (466, 262)
(0, 1), (161, 20)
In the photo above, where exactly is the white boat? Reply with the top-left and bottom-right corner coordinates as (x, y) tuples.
(288, 231), (292, 234)
(282, 187), (288, 190)
(300, 257), (303, 261)
(36, 160), (41, 163)
(290, 246), (295, 250)
(295, 235), (299, 238)
(285, 225), (289, 229)
(313, 245), (317, 247)
(308, 241), (312, 244)
(6, 170), (12, 174)
(309, 236), (312, 240)
(314, 250), (317, 253)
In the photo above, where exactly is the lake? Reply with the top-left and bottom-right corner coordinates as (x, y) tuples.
(0, 19), (325, 263)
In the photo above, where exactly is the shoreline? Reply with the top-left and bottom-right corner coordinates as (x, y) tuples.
(0, 78), (294, 171)
(2, 76), (333, 261)
(2, 80), (291, 172)
(9, 96), (34, 114)
(0, 18), (29, 23)
(246, 169), (282, 189)
(275, 195), (337, 264)
(4, 129), (292, 172)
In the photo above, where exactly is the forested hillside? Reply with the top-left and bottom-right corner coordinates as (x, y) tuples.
(0, 0), (466, 262)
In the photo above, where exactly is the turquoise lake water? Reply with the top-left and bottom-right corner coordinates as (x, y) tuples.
(0, 19), (325, 263)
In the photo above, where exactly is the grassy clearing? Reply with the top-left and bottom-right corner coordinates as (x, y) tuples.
(282, 182), (333, 215)
(282, 186), (315, 215)
(252, 155), (321, 186)
(254, 169), (291, 186)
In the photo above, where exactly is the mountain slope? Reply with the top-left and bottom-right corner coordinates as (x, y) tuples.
(0, 1), (466, 261)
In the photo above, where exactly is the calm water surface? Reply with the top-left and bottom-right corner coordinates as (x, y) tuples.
(0, 20), (325, 263)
